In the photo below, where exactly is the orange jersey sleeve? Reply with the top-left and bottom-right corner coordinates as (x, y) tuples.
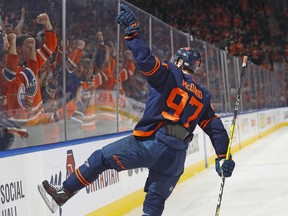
(80, 72), (103, 90)
(119, 58), (135, 83)
(36, 30), (58, 73)
(102, 56), (116, 79)
(92, 73), (103, 89)
(57, 100), (78, 120)
(2, 54), (18, 81)
(66, 48), (83, 72)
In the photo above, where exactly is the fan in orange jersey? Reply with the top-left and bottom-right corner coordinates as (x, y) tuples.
(0, 33), (36, 149)
(72, 57), (102, 132)
(93, 31), (109, 75)
(96, 34), (135, 93)
(55, 40), (85, 103)
(70, 35), (110, 132)
(96, 48), (136, 109)
(73, 33), (113, 132)
(100, 39), (117, 90)
(118, 49), (136, 94)
(0, 25), (10, 112)
(0, 13), (57, 147)
(4, 13), (57, 127)
(23, 40), (86, 144)
(2, 33), (38, 117)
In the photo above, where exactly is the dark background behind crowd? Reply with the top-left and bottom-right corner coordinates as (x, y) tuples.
(127, 0), (288, 71)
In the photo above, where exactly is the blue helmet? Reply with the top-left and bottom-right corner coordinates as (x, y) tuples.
(174, 47), (201, 74)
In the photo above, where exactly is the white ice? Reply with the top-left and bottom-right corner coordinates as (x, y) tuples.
(125, 127), (288, 216)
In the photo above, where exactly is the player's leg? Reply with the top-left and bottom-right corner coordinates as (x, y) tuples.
(40, 148), (108, 208)
(142, 170), (180, 216)
(40, 136), (128, 208)
(142, 147), (186, 215)
(40, 135), (158, 208)
(102, 135), (166, 170)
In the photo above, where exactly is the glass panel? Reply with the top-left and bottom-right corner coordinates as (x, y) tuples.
(63, 0), (119, 139)
(151, 17), (172, 61)
(0, 0), (63, 149)
(257, 67), (265, 109)
(1, 0), (286, 151)
(274, 62), (288, 107)
(264, 70), (272, 108)
(117, 2), (150, 132)
(190, 39), (207, 87)
(172, 29), (189, 57)
(245, 63), (256, 110)
(225, 53), (239, 112)
(205, 44), (226, 113)
(253, 65), (261, 110)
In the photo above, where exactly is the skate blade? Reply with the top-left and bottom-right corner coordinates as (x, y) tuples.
(37, 184), (59, 213)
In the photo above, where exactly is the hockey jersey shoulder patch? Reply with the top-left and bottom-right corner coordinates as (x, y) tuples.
(2, 67), (16, 81)
(20, 67), (38, 97)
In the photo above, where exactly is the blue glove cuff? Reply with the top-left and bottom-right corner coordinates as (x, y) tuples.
(215, 158), (223, 177)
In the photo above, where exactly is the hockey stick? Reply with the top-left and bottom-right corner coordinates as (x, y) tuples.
(215, 55), (248, 216)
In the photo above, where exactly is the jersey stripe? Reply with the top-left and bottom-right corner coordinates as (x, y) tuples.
(133, 122), (165, 137)
(141, 57), (160, 76)
(2, 68), (16, 81)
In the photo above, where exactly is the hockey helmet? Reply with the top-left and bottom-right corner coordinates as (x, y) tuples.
(174, 47), (201, 74)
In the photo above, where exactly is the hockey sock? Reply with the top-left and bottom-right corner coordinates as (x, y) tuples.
(63, 150), (108, 193)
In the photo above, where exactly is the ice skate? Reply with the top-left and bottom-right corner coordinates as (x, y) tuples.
(38, 180), (77, 213)
(37, 182), (58, 213)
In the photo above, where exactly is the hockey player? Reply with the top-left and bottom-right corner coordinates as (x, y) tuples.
(38, 4), (235, 215)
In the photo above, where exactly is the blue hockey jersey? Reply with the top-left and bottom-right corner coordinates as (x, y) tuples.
(125, 37), (229, 157)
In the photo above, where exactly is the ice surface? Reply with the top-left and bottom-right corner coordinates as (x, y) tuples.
(126, 127), (288, 216)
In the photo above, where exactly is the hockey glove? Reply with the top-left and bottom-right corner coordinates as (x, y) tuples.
(116, 4), (140, 37)
(215, 157), (235, 177)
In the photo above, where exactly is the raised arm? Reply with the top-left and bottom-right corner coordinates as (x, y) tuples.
(3, 33), (18, 81)
(35, 13), (57, 70)
(116, 4), (168, 86)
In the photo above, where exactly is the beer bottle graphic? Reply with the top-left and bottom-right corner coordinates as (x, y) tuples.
(66, 150), (76, 179)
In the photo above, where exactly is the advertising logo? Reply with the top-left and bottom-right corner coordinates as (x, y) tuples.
(0, 180), (25, 216)
(66, 150), (76, 178)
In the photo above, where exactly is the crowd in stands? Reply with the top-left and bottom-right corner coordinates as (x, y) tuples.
(127, 0), (288, 71)
(0, 0), (140, 150)
(0, 0), (286, 150)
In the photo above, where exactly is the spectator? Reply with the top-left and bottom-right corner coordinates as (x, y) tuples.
(127, 0), (288, 70)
